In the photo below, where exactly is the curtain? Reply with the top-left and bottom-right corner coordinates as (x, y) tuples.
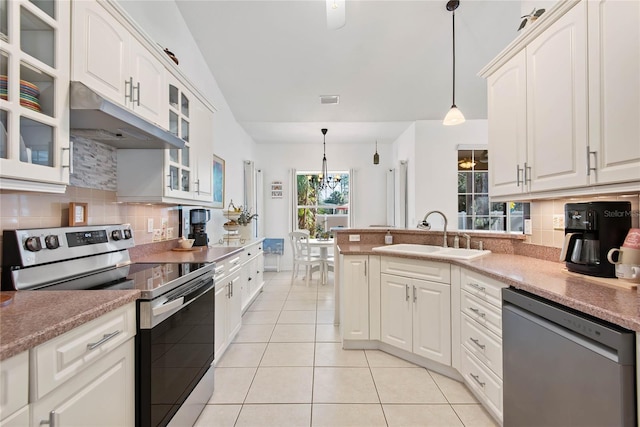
(289, 168), (297, 232)
(349, 168), (356, 228)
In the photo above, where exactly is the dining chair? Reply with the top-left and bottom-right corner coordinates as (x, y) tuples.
(289, 230), (323, 286)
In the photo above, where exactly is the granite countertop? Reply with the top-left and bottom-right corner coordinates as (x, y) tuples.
(0, 290), (140, 360)
(338, 244), (640, 332)
(133, 245), (244, 264)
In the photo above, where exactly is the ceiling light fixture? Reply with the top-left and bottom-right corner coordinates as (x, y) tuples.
(458, 158), (476, 169)
(326, 0), (345, 30)
(443, 0), (465, 126)
(309, 128), (341, 192)
(373, 140), (380, 165)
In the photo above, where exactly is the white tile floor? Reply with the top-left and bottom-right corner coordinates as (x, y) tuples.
(194, 271), (498, 427)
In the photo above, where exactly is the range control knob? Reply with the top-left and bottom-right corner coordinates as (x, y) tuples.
(44, 235), (60, 250)
(111, 230), (123, 241)
(25, 236), (42, 252)
(123, 229), (132, 240)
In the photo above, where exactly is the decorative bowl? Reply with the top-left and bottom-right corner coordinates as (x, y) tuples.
(179, 239), (195, 249)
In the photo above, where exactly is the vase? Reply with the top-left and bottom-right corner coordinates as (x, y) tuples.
(240, 224), (253, 242)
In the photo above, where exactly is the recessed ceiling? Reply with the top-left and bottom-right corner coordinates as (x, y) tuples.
(175, 0), (521, 144)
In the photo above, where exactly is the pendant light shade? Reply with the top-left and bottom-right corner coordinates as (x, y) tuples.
(443, 0), (465, 126)
(373, 140), (380, 165)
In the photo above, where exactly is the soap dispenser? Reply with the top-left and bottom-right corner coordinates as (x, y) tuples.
(385, 230), (393, 245)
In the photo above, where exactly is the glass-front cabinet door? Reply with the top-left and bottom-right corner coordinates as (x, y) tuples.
(165, 76), (192, 198)
(0, 0), (70, 192)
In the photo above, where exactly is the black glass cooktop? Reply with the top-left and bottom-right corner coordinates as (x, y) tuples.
(39, 262), (211, 298)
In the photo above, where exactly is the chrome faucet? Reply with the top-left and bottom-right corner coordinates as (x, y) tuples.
(417, 210), (449, 248)
(460, 233), (471, 249)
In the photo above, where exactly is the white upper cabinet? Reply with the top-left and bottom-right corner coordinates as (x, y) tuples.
(526, 2), (588, 193)
(0, 0), (71, 193)
(72, 0), (165, 126)
(587, 0), (640, 185)
(487, 50), (527, 197)
(481, 0), (639, 200)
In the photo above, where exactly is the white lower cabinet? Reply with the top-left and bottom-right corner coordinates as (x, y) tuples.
(461, 347), (503, 419)
(240, 240), (265, 312)
(31, 342), (134, 427)
(0, 352), (29, 425)
(379, 257), (452, 365)
(28, 303), (136, 427)
(340, 255), (381, 341)
(459, 268), (507, 423)
(380, 273), (451, 365)
(214, 255), (243, 360)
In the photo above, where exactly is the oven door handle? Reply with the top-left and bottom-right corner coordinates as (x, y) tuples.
(152, 297), (184, 317)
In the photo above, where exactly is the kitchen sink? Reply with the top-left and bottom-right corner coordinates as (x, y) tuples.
(372, 244), (491, 260)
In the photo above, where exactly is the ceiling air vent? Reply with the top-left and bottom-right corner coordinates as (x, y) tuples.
(320, 95), (339, 105)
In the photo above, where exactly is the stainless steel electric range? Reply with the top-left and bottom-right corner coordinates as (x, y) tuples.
(1, 225), (215, 427)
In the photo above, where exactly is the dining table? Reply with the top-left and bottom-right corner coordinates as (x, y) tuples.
(308, 238), (334, 285)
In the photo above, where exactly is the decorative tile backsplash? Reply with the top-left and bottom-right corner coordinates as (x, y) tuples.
(69, 137), (117, 191)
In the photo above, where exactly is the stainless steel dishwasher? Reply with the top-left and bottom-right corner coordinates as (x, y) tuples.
(502, 288), (636, 426)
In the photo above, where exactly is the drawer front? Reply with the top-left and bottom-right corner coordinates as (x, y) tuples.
(461, 269), (506, 308)
(214, 255), (242, 282)
(381, 257), (450, 283)
(0, 351), (28, 420)
(461, 291), (503, 338)
(31, 303), (136, 400)
(461, 314), (502, 378)
(461, 348), (503, 421)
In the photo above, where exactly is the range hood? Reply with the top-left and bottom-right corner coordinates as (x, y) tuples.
(69, 81), (185, 150)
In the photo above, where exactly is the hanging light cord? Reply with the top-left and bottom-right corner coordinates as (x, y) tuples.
(451, 7), (456, 107)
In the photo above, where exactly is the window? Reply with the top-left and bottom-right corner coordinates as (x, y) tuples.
(457, 149), (528, 232)
(296, 171), (349, 237)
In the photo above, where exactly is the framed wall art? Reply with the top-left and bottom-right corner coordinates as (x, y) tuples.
(212, 155), (225, 208)
(69, 202), (88, 226)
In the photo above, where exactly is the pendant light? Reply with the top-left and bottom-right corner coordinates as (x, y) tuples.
(309, 128), (341, 192)
(373, 140), (380, 165)
(443, 0), (465, 126)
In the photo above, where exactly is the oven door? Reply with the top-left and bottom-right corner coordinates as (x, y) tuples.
(136, 274), (214, 427)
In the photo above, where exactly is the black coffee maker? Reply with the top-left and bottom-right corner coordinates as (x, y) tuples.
(560, 201), (631, 278)
(188, 208), (211, 246)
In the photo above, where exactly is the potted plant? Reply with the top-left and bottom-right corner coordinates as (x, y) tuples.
(237, 206), (258, 241)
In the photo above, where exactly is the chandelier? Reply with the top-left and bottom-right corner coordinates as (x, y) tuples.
(309, 128), (341, 192)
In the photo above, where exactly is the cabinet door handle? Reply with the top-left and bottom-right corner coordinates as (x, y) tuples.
(195, 179), (200, 194)
(413, 285), (417, 303)
(405, 284), (410, 301)
(61, 140), (73, 174)
(470, 337), (486, 350)
(364, 260), (367, 277)
(469, 283), (486, 292)
(516, 164), (522, 187)
(524, 162), (531, 185)
(230, 281), (234, 297)
(124, 77), (133, 102)
(167, 173), (173, 189)
(41, 410), (56, 427)
(470, 373), (485, 388)
(87, 330), (121, 350)
(133, 82), (141, 106)
(586, 145), (597, 176)
(469, 307), (486, 318)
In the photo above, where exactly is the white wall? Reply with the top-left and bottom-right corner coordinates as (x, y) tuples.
(393, 123), (416, 227)
(256, 141), (393, 269)
(394, 120), (488, 232)
(116, 0), (256, 243)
